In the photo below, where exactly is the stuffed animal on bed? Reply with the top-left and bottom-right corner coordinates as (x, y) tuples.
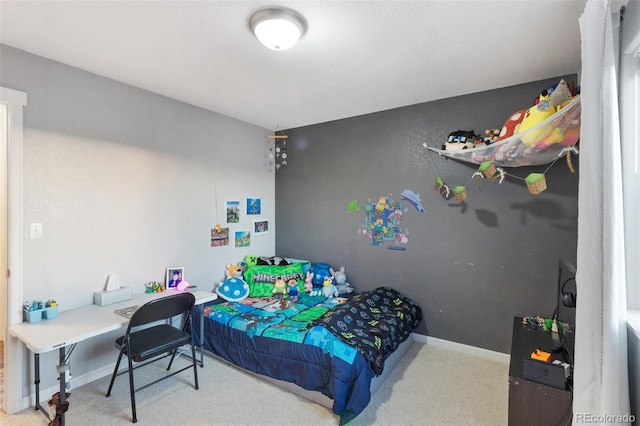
(311, 263), (332, 296)
(322, 277), (339, 298)
(216, 277), (249, 302)
(244, 255), (258, 268)
(304, 272), (314, 294)
(226, 263), (244, 279)
(287, 278), (300, 301)
(330, 266), (353, 294)
(215, 263), (250, 302)
(272, 278), (287, 299)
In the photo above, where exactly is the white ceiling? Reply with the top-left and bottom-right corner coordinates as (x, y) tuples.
(0, 0), (587, 131)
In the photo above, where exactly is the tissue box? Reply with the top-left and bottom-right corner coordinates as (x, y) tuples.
(93, 286), (132, 306)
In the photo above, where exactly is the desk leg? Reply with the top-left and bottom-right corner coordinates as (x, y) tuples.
(58, 346), (67, 426)
(199, 312), (205, 367)
(33, 353), (50, 419)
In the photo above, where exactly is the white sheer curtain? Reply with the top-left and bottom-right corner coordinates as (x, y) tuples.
(574, 0), (631, 424)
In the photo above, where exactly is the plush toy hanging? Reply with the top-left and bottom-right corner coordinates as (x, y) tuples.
(525, 173), (547, 195)
(434, 176), (444, 192)
(479, 161), (497, 179)
(453, 186), (467, 202)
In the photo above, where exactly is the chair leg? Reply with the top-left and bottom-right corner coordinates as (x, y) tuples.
(190, 343), (199, 390)
(127, 355), (137, 423)
(167, 348), (179, 371)
(106, 349), (124, 397)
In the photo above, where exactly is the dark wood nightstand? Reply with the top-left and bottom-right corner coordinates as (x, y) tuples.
(508, 316), (573, 425)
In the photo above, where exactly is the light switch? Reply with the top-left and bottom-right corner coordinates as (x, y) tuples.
(30, 223), (43, 240)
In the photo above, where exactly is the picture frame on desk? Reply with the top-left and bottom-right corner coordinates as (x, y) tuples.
(166, 267), (184, 289)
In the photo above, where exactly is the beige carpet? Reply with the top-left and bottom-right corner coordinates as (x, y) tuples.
(1, 343), (508, 425)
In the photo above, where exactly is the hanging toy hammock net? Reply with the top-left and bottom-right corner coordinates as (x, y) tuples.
(426, 96), (581, 168)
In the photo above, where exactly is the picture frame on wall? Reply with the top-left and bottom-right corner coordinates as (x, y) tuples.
(253, 219), (269, 235)
(235, 230), (250, 247)
(211, 227), (230, 247)
(246, 198), (261, 215)
(226, 201), (240, 223)
(166, 267), (184, 289)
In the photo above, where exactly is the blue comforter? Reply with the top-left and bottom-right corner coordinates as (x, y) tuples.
(313, 287), (423, 375)
(192, 290), (420, 424)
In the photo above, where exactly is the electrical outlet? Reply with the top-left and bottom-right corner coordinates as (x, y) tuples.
(30, 223), (43, 240)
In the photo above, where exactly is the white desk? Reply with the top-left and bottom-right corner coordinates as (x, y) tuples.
(8, 289), (218, 424)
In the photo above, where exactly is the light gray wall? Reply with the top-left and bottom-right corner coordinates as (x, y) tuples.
(276, 75), (579, 354)
(1, 44), (275, 395)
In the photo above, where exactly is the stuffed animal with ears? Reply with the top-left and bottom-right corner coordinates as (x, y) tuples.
(330, 266), (353, 295)
(304, 272), (315, 294)
(322, 276), (339, 298)
(310, 263), (332, 296)
(225, 263), (243, 278)
(216, 263), (249, 302)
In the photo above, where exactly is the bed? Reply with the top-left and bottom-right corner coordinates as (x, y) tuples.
(191, 260), (422, 424)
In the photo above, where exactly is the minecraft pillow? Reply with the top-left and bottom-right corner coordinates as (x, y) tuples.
(243, 262), (305, 297)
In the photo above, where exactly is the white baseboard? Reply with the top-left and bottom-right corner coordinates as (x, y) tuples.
(412, 333), (510, 364)
(21, 363), (116, 411)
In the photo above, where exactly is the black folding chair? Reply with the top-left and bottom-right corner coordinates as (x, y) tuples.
(106, 292), (199, 423)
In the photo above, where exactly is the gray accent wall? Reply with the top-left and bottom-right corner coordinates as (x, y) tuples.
(1, 44), (275, 395)
(276, 75), (579, 354)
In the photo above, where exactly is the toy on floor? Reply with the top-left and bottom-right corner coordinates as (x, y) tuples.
(48, 391), (70, 426)
(330, 266), (353, 294)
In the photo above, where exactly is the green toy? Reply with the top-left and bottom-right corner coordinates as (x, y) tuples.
(347, 200), (360, 214)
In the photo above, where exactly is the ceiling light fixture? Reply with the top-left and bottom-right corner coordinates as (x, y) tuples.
(249, 7), (307, 51)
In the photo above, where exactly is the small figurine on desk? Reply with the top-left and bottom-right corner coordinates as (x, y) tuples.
(145, 281), (165, 293)
(24, 301), (44, 311)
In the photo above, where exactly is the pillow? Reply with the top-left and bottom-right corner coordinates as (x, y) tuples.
(284, 257), (312, 275)
(243, 262), (305, 297)
(256, 256), (290, 266)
